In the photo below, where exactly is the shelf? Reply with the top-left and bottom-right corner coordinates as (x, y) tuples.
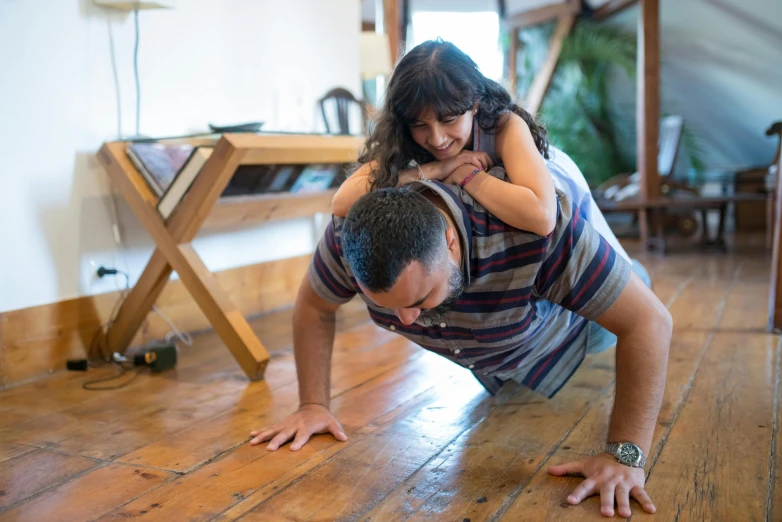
(140, 133), (363, 163)
(203, 190), (337, 231)
(96, 132), (361, 382)
(599, 193), (769, 212)
(101, 135), (358, 230)
(228, 133), (363, 165)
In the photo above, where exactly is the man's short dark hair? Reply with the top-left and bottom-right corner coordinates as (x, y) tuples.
(341, 188), (447, 293)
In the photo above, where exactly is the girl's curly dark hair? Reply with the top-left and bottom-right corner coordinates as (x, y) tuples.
(359, 38), (550, 190)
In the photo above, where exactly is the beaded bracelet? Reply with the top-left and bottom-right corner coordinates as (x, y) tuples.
(460, 168), (483, 189)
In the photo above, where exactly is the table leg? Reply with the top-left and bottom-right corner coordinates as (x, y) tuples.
(102, 249), (173, 354)
(644, 208), (667, 254)
(715, 203), (727, 251)
(699, 209), (709, 244)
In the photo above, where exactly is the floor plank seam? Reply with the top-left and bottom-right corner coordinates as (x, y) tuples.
(111, 460), (187, 476)
(185, 438), (252, 476)
(0, 375), (226, 440)
(642, 262), (739, 483)
(490, 380), (618, 522)
(9, 436), (187, 476)
(185, 351), (435, 480)
(208, 374), (475, 521)
(204, 446), (344, 522)
(664, 274), (695, 309)
(0, 368), (85, 392)
(324, 386), (502, 522)
(352, 419), (491, 522)
(351, 403), (510, 521)
(88, 331), (388, 520)
(765, 337), (781, 522)
(6, 317), (375, 519)
(7, 441), (49, 454)
(1, 444), (110, 466)
(326, 350), (427, 399)
(0, 447), (43, 471)
(0, 460), (108, 516)
(86, 473), (182, 522)
(633, 333), (720, 521)
(82, 326), (397, 468)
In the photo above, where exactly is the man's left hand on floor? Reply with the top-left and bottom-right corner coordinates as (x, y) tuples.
(547, 453), (656, 517)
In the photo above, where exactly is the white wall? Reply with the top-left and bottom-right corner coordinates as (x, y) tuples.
(0, 0), (361, 313)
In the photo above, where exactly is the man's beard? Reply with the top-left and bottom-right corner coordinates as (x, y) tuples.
(416, 262), (465, 327)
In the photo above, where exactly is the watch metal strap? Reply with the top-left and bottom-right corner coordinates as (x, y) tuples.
(605, 442), (646, 468)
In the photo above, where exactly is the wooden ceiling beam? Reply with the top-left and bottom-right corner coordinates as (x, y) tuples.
(383, 0), (401, 65)
(525, 13), (576, 115)
(593, 0), (638, 21)
(506, 29), (519, 94)
(505, 1), (579, 30)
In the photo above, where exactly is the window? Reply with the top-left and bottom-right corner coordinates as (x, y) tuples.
(409, 11), (503, 81)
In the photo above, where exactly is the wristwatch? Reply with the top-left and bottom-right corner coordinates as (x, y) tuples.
(605, 442), (646, 468)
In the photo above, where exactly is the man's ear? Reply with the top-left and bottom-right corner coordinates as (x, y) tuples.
(445, 227), (458, 253)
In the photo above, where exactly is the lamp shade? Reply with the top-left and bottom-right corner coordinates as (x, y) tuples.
(360, 32), (393, 80)
(93, 0), (174, 10)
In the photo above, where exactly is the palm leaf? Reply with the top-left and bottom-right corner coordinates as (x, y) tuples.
(516, 22), (703, 186)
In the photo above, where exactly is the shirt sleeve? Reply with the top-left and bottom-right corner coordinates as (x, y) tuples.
(307, 218), (358, 305)
(534, 196), (632, 320)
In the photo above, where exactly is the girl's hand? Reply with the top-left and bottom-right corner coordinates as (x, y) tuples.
(427, 151), (493, 181)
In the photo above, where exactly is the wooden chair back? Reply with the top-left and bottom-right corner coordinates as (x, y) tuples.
(319, 88), (364, 135)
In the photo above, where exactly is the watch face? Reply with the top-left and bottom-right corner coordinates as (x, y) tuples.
(619, 444), (640, 464)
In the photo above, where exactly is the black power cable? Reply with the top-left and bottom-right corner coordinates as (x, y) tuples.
(80, 269), (144, 391)
(82, 360), (143, 391)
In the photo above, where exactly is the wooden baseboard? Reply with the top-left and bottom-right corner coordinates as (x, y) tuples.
(0, 254), (311, 389)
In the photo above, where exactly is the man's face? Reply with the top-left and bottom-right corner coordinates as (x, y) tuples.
(361, 256), (464, 327)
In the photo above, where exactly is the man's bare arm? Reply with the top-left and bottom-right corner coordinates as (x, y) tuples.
(548, 271), (671, 517)
(597, 271), (672, 455)
(293, 275), (341, 408)
(249, 276), (348, 451)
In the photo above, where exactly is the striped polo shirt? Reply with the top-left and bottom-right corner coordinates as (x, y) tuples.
(308, 169), (631, 398)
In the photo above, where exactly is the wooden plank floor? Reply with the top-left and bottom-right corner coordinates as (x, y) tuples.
(1, 235), (779, 521)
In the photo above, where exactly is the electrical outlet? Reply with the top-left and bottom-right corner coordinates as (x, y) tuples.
(89, 260), (99, 278)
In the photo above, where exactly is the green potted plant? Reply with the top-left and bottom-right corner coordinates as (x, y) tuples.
(514, 22), (704, 187)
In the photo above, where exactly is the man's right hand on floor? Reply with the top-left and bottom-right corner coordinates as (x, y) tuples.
(249, 404), (348, 451)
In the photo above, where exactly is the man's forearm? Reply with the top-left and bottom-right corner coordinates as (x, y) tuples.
(292, 294), (337, 409)
(608, 316), (672, 454)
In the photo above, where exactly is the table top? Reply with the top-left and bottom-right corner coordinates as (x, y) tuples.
(597, 192), (769, 211)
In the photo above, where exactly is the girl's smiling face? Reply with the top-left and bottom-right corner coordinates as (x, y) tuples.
(409, 105), (476, 160)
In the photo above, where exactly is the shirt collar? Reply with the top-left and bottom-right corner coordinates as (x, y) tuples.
(407, 180), (473, 287)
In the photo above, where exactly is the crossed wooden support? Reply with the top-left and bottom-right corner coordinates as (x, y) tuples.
(97, 133), (362, 380)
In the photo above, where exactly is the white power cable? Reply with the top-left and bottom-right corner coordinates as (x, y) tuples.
(100, 11), (191, 350)
(154, 305), (194, 348)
